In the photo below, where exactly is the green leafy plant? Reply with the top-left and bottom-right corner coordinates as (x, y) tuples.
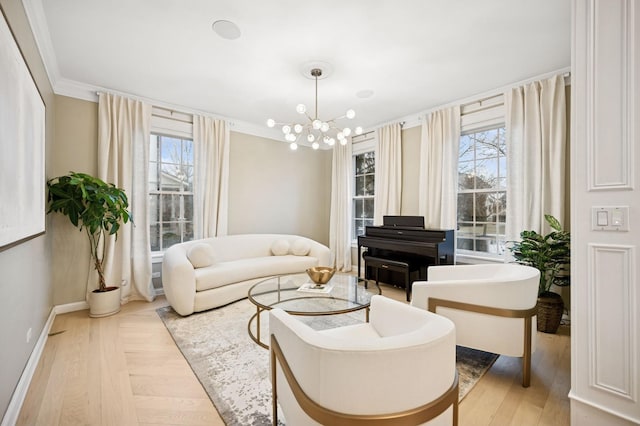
(509, 214), (570, 296)
(47, 172), (131, 292)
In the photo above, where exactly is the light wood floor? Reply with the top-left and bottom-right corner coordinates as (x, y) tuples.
(17, 284), (570, 425)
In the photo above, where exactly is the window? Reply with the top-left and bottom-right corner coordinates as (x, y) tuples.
(457, 126), (506, 257)
(353, 151), (375, 239)
(149, 134), (194, 252)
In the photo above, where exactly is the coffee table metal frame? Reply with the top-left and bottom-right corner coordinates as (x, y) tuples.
(247, 273), (380, 349)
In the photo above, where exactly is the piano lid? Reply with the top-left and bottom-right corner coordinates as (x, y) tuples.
(382, 215), (425, 229)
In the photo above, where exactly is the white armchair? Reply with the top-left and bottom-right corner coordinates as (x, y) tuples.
(411, 264), (540, 387)
(269, 295), (458, 426)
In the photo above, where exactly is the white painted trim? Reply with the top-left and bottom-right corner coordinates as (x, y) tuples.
(20, 0), (59, 90)
(54, 300), (89, 315)
(587, 243), (636, 401)
(570, 391), (640, 424)
(587, 0), (634, 191)
(1, 307), (56, 426)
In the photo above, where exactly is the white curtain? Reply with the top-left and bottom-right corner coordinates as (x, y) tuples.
(373, 123), (402, 225)
(98, 93), (154, 303)
(329, 140), (353, 272)
(193, 115), (230, 238)
(418, 106), (461, 229)
(505, 74), (566, 240)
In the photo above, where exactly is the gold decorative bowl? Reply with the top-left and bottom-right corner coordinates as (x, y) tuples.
(306, 266), (336, 285)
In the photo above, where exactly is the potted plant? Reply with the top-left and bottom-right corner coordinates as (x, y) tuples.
(509, 214), (570, 333)
(47, 172), (131, 317)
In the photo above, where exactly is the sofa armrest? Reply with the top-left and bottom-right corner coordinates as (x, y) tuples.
(306, 239), (331, 266)
(162, 245), (197, 316)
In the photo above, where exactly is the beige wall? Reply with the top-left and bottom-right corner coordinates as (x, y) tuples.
(50, 95), (98, 305)
(45, 113), (334, 302)
(400, 126), (421, 216)
(0, 0), (55, 419)
(228, 131), (332, 246)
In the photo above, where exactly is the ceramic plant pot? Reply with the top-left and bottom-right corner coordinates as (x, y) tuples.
(89, 286), (121, 318)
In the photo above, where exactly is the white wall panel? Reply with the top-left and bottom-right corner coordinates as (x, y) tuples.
(588, 244), (636, 400)
(572, 0), (640, 424)
(588, 0), (634, 190)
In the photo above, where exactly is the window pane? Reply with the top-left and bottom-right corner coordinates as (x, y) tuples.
(182, 165), (194, 192)
(183, 194), (193, 221)
(162, 194), (180, 221)
(356, 152), (374, 174)
(355, 176), (365, 196)
(457, 193), (474, 221)
(476, 158), (498, 189)
(458, 169), (474, 190)
(182, 140), (194, 166)
(364, 175), (374, 196)
(184, 222), (194, 243)
(354, 199), (363, 218)
(459, 135), (474, 162)
(475, 193), (491, 220)
(474, 130), (499, 160)
(149, 162), (159, 190)
(160, 164), (187, 191)
(162, 223), (181, 249)
(364, 198), (374, 218)
(161, 136), (182, 165)
(499, 157), (507, 178)
(354, 218), (365, 238)
(457, 238), (474, 251)
(150, 224), (160, 252)
(456, 126), (507, 257)
(352, 151), (375, 240)
(149, 194), (159, 223)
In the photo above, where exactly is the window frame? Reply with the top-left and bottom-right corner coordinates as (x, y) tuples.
(351, 134), (376, 244)
(456, 97), (507, 262)
(149, 133), (195, 254)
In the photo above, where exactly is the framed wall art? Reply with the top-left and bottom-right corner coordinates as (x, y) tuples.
(0, 7), (46, 251)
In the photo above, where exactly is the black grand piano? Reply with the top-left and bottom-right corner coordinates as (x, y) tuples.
(357, 215), (454, 300)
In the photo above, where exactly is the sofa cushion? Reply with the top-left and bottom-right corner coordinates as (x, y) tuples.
(290, 238), (311, 256)
(194, 255), (319, 291)
(271, 239), (290, 256)
(187, 243), (216, 268)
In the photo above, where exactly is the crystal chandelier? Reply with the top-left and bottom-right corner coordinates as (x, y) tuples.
(267, 68), (363, 151)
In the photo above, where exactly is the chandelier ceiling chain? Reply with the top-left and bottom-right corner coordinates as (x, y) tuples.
(267, 67), (363, 151)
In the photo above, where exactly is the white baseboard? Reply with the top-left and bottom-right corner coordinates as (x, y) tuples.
(570, 391), (639, 425)
(1, 307), (56, 426)
(2, 299), (89, 425)
(54, 300), (89, 314)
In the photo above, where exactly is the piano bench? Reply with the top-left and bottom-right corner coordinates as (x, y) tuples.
(363, 255), (419, 302)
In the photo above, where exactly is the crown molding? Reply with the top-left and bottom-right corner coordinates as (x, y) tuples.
(21, 0), (60, 90)
(55, 77), (99, 102)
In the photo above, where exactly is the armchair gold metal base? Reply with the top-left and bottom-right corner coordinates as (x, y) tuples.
(427, 298), (538, 387)
(271, 335), (459, 425)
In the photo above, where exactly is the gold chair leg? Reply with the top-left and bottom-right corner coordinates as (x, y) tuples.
(271, 339), (278, 426)
(523, 316), (532, 387)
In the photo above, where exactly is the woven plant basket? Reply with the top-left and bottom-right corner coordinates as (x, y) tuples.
(537, 291), (564, 334)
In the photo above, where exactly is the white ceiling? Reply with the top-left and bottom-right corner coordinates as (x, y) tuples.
(28, 0), (570, 141)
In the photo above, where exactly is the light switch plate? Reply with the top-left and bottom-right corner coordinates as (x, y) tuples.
(592, 206), (629, 231)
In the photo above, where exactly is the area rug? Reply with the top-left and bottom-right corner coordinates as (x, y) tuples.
(157, 299), (498, 426)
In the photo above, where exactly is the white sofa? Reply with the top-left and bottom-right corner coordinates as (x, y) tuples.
(162, 234), (331, 316)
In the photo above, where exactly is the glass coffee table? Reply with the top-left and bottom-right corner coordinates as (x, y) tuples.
(247, 272), (380, 348)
